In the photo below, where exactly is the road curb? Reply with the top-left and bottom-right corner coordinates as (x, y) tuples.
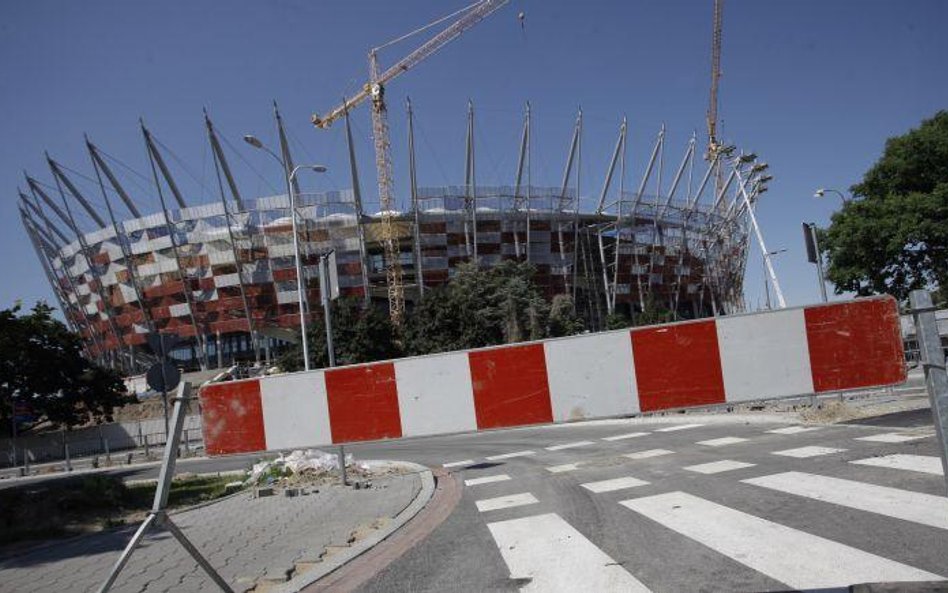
(271, 460), (435, 593)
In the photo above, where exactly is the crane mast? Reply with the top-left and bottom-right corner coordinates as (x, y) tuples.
(368, 52), (406, 324)
(706, 0), (723, 159)
(313, 0), (509, 325)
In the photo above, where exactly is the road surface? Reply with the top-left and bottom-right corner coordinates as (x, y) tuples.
(337, 412), (947, 592)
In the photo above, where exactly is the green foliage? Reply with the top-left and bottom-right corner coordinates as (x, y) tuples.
(548, 294), (584, 337)
(634, 297), (674, 327)
(277, 297), (401, 372)
(823, 111), (948, 301)
(0, 302), (132, 433)
(605, 312), (632, 330)
(403, 261), (550, 356)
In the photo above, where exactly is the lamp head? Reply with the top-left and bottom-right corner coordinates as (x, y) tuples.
(243, 135), (263, 149)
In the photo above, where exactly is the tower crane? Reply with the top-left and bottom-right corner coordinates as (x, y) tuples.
(312, 0), (510, 325)
(706, 0), (724, 160)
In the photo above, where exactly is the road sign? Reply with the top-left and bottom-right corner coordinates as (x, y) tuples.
(146, 361), (181, 392)
(319, 250), (340, 301)
(802, 222), (818, 264)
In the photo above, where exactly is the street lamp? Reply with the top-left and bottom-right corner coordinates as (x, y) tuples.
(243, 134), (327, 371)
(814, 188), (851, 205)
(763, 248), (787, 310)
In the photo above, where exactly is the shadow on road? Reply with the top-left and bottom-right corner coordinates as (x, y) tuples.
(843, 407), (935, 429)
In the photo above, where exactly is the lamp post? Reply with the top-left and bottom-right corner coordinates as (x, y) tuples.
(814, 188), (851, 206)
(762, 248), (787, 310)
(243, 134), (326, 371)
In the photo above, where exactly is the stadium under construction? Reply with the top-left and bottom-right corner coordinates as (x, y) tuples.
(17, 103), (777, 372)
(16, 0), (783, 373)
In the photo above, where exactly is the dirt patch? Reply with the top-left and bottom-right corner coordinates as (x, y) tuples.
(0, 474), (241, 552)
(800, 400), (864, 424)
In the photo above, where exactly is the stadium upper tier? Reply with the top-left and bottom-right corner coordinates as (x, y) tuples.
(18, 114), (770, 371)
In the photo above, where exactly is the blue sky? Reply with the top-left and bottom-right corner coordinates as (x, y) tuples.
(1, 0), (945, 313)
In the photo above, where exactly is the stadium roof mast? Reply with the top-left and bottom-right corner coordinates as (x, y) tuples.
(312, 0), (511, 326)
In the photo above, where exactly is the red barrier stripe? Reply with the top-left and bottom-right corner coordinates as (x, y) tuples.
(325, 362), (402, 443)
(632, 320), (726, 412)
(200, 379), (266, 455)
(469, 343), (553, 429)
(804, 297), (906, 392)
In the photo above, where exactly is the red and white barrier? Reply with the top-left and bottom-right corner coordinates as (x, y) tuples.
(200, 296), (906, 456)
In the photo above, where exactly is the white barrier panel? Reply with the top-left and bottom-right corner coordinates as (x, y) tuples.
(545, 331), (638, 422)
(716, 308), (814, 402)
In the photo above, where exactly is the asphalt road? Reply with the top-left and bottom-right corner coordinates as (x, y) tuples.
(4, 404), (945, 592)
(328, 413), (948, 593)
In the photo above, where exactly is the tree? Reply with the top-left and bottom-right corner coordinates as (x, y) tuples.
(0, 302), (132, 433)
(277, 298), (401, 372)
(547, 294), (584, 337)
(822, 111), (948, 302)
(403, 261), (549, 356)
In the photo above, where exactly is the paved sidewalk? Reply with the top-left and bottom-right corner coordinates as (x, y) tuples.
(0, 468), (423, 593)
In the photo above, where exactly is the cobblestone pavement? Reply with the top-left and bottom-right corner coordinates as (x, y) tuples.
(0, 471), (422, 593)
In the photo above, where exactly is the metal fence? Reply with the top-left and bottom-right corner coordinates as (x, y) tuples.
(3, 414), (203, 469)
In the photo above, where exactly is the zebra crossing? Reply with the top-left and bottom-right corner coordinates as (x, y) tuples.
(447, 422), (947, 592)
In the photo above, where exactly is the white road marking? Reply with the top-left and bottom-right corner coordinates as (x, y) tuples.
(743, 471), (948, 530)
(476, 492), (539, 513)
(624, 449), (673, 460)
(581, 476), (649, 493)
(697, 436), (749, 447)
(654, 423), (706, 432)
(684, 460), (756, 474)
(602, 432), (649, 441)
(856, 432), (934, 443)
(851, 454), (944, 476)
(443, 459), (474, 468)
(465, 474), (511, 486)
(545, 440), (595, 451)
(487, 513), (652, 592)
(772, 446), (845, 458)
(767, 426), (820, 435)
(486, 450), (536, 461)
(546, 463), (581, 474)
(620, 491), (941, 590)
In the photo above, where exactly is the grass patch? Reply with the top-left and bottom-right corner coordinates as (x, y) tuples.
(0, 474), (241, 548)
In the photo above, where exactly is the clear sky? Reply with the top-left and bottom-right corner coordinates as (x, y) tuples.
(1, 0), (945, 314)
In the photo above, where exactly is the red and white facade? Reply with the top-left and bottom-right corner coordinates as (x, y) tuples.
(200, 296), (906, 456)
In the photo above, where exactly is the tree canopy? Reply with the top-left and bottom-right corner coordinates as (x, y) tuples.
(0, 302), (131, 433)
(403, 261), (559, 356)
(277, 297), (401, 372)
(278, 262), (589, 371)
(822, 111), (948, 302)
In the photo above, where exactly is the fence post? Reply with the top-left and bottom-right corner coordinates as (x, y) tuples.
(144, 434), (150, 459)
(65, 444), (72, 472)
(909, 289), (948, 494)
(105, 438), (111, 464)
(338, 445), (347, 486)
(24, 449), (31, 475)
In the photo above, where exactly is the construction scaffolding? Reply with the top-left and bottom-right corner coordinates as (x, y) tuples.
(17, 104), (776, 372)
